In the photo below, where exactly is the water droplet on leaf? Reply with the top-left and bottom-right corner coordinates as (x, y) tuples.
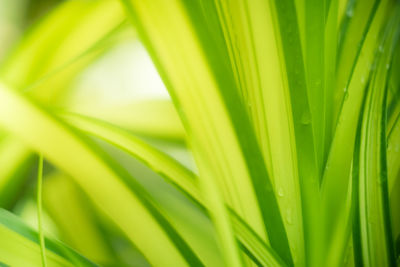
(286, 209), (293, 225)
(346, 9), (354, 17)
(300, 112), (311, 125)
(278, 187), (284, 197)
(325, 163), (330, 170)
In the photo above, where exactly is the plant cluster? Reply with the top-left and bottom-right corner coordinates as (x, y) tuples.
(0, 0), (399, 266)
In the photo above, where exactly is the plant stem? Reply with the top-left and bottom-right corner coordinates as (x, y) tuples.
(37, 154), (47, 267)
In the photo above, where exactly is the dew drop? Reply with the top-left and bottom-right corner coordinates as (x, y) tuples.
(386, 63), (390, 69)
(278, 187), (284, 197)
(346, 8), (354, 17)
(286, 209), (293, 225)
(378, 45), (384, 53)
(300, 112), (311, 125)
(325, 163), (331, 170)
(344, 91), (349, 101)
(361, 76), (365, 84)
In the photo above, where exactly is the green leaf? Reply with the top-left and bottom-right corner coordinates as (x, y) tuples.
(0, 208), (96, 267)
(67, 100), (185, 143)
(0, 82), (202, 266)
(121, 0), (293, 266)
(321, 1), (390, 266)
(320, 0), (395, 265)
(42, 172), (121, 265)
(353, 9), (399, 265)
(230, 211), (287, 267)
(62, 111), (285, 267)
(386, 20), (400, 261)
(36, 154), (47, 267)
(62, 111), (201, 203)
(0, 0), (131, 209)
(213, 0), (304, 263)
(0, 0), (126, 102)
(324, 0), (339, 162)
(334, 0), (378, 122)
(305, 0), (326, 167)
(0, 137), (34, 208)
(269, 0), (320, 265)
(388, 112), (400, 260)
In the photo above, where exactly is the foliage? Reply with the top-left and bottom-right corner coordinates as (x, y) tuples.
(0, 0), (399, 266)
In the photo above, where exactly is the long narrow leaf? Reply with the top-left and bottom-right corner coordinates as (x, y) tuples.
(0, 82), (202, 266)
(62, 111), (285, 267)
(0, 208), (96, 267)
(121, 0), (293, 265)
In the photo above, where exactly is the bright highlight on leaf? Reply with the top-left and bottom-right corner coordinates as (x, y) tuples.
(0, 0), (399, 266)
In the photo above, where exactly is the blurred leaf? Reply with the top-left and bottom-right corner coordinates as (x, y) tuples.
(63, 110), (285, 267)
(43, 172), (116, 265)
(68, 100), (185, 142)
(0, 82), (203, 266)
(0, 208), (96, 267)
